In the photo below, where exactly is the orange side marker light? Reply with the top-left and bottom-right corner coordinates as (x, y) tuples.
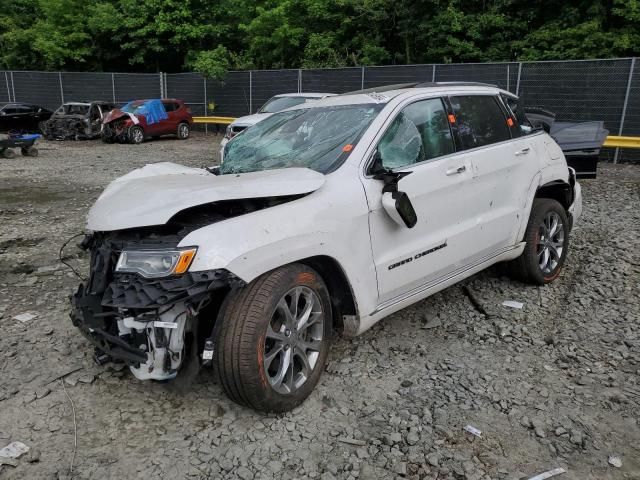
(448, 114), (456, 124)
(174, 249), (196, 275)
(507, 117), (514, 127)
(342, 144), (354, 152)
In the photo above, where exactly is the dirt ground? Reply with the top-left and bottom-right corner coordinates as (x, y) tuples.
(0, 133), (638, 480)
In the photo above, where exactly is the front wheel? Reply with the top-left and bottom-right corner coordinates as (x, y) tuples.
(21, 147), (38, 157)
(128, 125), (145, 144)
(508, 198), (570, 284)
(215, 264), (332, 412)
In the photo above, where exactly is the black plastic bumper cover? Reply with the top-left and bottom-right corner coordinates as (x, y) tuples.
(70, 269), (245, 365)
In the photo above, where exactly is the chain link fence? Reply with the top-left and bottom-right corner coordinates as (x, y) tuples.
(1, 58), (637, 161)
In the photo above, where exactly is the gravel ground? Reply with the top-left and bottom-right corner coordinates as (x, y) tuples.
(0, 134), (638, 480)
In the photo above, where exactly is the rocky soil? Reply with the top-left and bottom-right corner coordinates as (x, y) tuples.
(0, 135), (638, 480)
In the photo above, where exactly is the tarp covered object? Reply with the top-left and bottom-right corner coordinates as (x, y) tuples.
(121, 99), (168, 125)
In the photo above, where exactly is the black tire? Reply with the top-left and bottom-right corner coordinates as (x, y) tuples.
(508, 198), (570, 284)
(215, 263), (332, 412)
(3, 148), (16, 159)
(177, 122), (190, 140)
(21, 147), (38, 157)
(129, 125), (145, 144)
(101, 126), (114, 143)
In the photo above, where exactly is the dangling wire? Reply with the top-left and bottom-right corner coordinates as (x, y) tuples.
(59, 233), (87, 281)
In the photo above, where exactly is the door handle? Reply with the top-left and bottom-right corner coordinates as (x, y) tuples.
(446, 165), (466, 175)
(515, 147), (531, 156)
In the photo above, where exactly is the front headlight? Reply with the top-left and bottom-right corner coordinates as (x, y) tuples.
(115, 248), (197, 278)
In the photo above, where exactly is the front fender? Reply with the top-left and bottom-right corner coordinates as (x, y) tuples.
(178, 168), (380, 318)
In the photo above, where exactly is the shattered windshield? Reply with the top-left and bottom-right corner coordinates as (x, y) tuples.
(56, 104), (89, 116)
(258, 96), (318, 113)
(220, 104), (382, 175)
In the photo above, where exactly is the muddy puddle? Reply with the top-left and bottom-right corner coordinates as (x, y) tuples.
(0, 181), (67, 204)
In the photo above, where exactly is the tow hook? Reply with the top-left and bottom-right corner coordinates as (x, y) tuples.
(94, 348), (111, 366)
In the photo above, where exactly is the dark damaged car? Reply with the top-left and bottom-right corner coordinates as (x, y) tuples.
(42, 101), (116, 140)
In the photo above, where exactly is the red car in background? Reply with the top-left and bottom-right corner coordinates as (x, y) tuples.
(102, 98), (193, 144)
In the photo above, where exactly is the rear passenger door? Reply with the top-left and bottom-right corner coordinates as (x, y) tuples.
(448, 94), (535, 258)
(160, 101), (179, 135)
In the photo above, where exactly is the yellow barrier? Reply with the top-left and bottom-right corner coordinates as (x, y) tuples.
(192, 116), (236, 125)
(603, 136), (640, 149)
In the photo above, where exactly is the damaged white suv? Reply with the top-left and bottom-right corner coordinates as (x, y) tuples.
(71, 82), (582, 412)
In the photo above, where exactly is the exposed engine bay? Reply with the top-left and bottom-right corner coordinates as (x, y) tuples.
(69, 194), (303, 380)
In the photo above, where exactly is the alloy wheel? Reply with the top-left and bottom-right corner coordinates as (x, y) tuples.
(263, 286), (324, 395)
(132, 128), (144, 144)
(537, 211), (565, 274)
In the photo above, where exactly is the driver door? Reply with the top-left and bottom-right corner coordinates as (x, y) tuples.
(362, 97), (481, 304)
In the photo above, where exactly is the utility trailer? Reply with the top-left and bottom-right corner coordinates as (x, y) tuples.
(0, 133), (40, 158)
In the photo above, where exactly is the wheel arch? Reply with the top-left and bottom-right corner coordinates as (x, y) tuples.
(534, 179), (573, 210)
(295, 255), (358, 334)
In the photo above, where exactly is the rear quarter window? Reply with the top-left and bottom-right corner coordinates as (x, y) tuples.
(450, 95), (511, 150)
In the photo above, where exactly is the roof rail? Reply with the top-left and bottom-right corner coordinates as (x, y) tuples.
(415, 81), (498, 88)
(343, 81), (499, 96)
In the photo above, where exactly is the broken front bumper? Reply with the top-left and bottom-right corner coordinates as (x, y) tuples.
(70, 269), (243, 367)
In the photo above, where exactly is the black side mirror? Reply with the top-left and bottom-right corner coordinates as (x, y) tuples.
(385, 191), (417, 228)
(370, 149), (418, 228)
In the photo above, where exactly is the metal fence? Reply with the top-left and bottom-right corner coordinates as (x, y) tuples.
(1, 58), (638, 161)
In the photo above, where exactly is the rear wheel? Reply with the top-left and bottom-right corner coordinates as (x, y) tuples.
(129, 125), (145, 144)
(2, 148), (16, 159)
(177, 122), (190, 140)
(215, 263), (331, 412)
(508, 198), (569, 284)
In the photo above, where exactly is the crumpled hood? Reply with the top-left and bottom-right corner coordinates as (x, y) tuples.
(103, 109), (131, 124)
(87, 162), (325, 231)
(231, 112), (272, 127)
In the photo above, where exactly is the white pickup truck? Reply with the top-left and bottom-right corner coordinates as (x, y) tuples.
(71, 82), (582, 412)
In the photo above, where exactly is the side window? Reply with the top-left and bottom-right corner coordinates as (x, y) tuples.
(172, 102), (181, 111)
(163, 102), (178, 112)
(501, 94), (533, 136)
(450, 95), (511, 150)
(378, 98), (455, 170)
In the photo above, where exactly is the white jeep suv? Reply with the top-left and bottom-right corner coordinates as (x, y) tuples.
(71, 82), (582, 412)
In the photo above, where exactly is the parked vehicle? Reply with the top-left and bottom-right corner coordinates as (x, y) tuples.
(102, 99), (193, 144)
(0, 103), (52, 133)
(70, 83), (582, 412)
(522, 107), (607, 179)
(41, 101), (117, 140)
(0, 132), (41, 158)
(219, 92), (335, 160)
